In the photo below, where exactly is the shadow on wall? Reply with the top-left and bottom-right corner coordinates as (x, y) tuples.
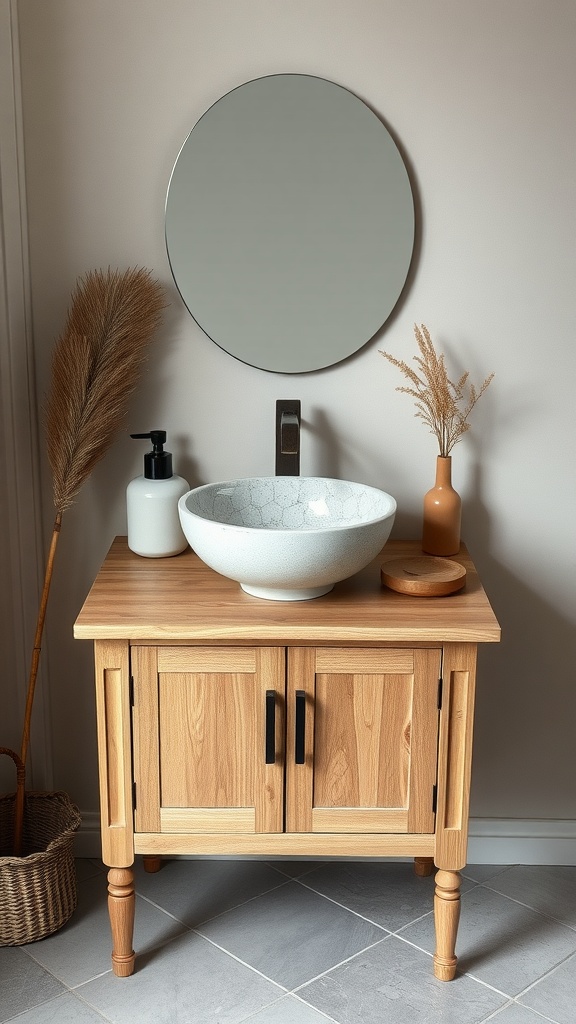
(465, 458), (576, 820)
(472, 563), (576, 818)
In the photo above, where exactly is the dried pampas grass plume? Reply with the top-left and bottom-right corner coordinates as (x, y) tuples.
(46, 266), (166, 513)
(5, 266), (166, 855)
(380, 324), (494, 457)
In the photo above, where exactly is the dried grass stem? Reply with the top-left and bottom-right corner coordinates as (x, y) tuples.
(6, 266), (166, 855)
(380, 324), (493, 457)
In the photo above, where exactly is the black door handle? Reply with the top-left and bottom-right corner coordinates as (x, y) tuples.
(295, 690), (306, 764)
(265, 690), (276, 764)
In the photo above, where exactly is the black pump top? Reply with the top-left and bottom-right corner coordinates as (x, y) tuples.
(131, 430), (173, 480)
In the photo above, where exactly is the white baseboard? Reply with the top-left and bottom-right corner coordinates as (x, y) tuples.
(74, 811), (102, 859)
(74, 815), (576, 865)
(467, 818), (576, 865)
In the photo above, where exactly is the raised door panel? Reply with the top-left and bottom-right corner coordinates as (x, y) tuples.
(132, 646), (284, 834)
(286, 648), (440, 833)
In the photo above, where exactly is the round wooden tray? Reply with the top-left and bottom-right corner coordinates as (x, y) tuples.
(380, 556), (466, 597)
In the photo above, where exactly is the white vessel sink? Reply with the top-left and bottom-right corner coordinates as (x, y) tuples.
(178, 477), (396, 601)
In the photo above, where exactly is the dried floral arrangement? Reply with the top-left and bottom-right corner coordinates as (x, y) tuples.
(2, 266), (166, 855)
(380, 324), (494, 458)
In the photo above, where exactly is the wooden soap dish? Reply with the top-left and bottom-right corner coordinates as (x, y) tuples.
(380, 556), (466, 597)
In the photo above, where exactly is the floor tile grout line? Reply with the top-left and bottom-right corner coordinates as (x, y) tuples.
(474, 1000), (516, 1024)
(290, 932), (393, 995)
(190, 874), (296, 927)
(461, 966), (529, 1000)
(461, 866), (515, 885)
(478, 999), (565, 1024)
(295, 877), (394, 933)
(507, 1004), (564, 1024)
(72, 968), (116, 989)
(1, 988), (113, 1024)
(285, 992), (343, 1024)
(514, 944), (576, 998)
(479, 881), (576, 932)
(392, 932), (517, 1000)
(130, 889), (197, 930)
(394, 923), (576, 1012)
(2, 992), (67, 1024)
(69, 986), (118, 1024)
(135, 875), (294, 932)
(16, 941), (88, 986)
(393, 908), (435, 934)
(264, 861), (318, 881)
(20, 942), (118, 995)
(237, 992), (342, 1024)
(19, 892), (195, 990)
(459, 864), (508, 880)
(295, 875), (487, 935)
(188, 927), (291, 993)
(194, 925), (393, 999)
(9, 933), (340, 1024)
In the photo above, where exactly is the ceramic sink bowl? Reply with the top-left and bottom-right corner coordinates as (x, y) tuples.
(178, 476), (396, 601)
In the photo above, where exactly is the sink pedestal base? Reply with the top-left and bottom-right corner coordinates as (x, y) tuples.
(240, 582), (334, 601)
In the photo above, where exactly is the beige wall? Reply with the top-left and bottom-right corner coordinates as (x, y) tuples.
(14, 1), (576, 832)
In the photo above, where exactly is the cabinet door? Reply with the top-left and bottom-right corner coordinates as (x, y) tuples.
(286, 648), (440, 834)
(132, 646), (284, 834)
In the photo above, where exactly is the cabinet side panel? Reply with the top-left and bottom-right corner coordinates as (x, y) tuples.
(435, 644), (477, 869)
(93, 641), (133, 866)
(132, 646), (160, 833)
(103, 670), (126, 827)
(407, 649), (442, 833)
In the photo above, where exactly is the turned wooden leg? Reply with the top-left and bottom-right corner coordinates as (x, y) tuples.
(433, 869), (460, 981)
(143, 855), (162, 873)
(108, 867), (136, 977)
(414, 856), (434, 877)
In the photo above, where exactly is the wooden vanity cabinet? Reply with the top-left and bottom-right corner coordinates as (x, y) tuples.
(74, 538), (500, 982)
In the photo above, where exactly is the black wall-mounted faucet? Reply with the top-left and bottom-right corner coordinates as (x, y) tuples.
(275, 400), (301, 476)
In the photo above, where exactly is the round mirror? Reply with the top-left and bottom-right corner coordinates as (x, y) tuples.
(166, 74), (414, 373)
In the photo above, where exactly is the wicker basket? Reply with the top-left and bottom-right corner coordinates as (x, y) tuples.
(0, 789), (81, 945)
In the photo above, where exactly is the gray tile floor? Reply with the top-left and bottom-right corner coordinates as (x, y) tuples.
(2, 859), (575, 1023)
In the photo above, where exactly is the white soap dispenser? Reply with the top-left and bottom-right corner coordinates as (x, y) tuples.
(127, 430), (190, 557)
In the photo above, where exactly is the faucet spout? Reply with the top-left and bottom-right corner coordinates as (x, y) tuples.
(275, 400), (301, 475)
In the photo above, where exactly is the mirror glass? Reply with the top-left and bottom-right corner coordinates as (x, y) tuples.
(166, 74), (414, 373)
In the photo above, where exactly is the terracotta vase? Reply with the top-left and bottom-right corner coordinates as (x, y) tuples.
(422, 456), (461, 556)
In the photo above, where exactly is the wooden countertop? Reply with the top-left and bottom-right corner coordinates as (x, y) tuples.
(74, 537), (500, 644)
